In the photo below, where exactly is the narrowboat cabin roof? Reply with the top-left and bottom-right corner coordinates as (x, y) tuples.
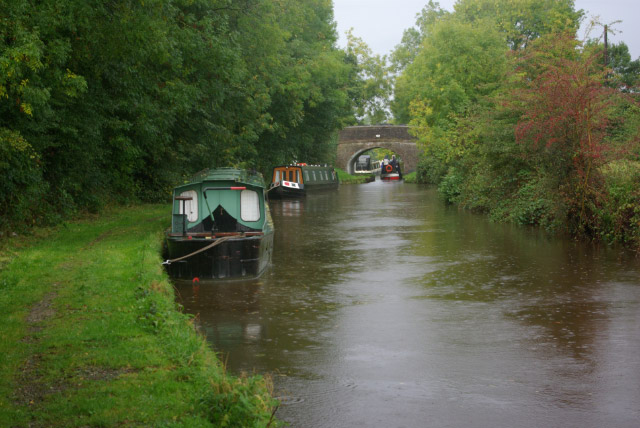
(270, 164), (339, 184)
(175, 167), (266, 191)
(170, 167), (270, 235)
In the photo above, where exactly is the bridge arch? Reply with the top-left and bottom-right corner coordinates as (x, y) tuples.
(337, 125), (419, 174)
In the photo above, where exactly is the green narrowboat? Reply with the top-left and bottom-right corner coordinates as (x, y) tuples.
(164, 168), (274, 280)
(268, 163), (339, 198)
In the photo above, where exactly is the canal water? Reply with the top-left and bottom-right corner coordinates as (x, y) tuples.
(174, 180), (640, 427)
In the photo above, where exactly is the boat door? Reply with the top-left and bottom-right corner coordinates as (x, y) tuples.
(203, 188), (239, 219)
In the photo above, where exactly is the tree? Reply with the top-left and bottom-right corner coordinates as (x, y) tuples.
(245, 0), (353, 170)
(453, 0), (583, 50)
(605, 42), (640, 91)
(0, 0), (357, 231)
(389, 1), (449, 74)
(344, 29), (391, 124)
(472, 32), (639, 235)
(394, 18), (507, 129)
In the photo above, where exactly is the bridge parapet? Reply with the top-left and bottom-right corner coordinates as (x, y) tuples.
(337, 125), (419, 174)
(338, 125), (413, 142)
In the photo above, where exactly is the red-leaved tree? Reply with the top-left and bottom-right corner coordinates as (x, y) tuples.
(509, 33), (618, 235)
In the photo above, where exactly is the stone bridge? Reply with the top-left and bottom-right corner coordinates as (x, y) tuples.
(337, 125), (419, 174)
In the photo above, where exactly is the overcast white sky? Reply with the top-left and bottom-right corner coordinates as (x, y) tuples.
(333, 0), (640, 60)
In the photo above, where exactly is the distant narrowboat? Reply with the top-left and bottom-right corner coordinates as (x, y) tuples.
(268, 163), (339, 198)
(164, 168), (274, 280)
(354, 155), (372, 173)
(380, 157), (402, 181)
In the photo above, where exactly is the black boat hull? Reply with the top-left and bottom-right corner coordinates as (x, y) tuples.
(268, 182), (339, 199)
(164, 233), (273, 280)
(268, 184), (306, 199)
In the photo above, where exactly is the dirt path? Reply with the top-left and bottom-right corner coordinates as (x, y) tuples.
(15, 288), (60, 410)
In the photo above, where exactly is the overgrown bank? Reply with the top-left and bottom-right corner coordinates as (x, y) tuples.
(391, 1), (640, 249)
(0, 205), (278, 427)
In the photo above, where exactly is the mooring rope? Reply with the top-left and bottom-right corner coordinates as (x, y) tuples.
(162, 235), (235, 265)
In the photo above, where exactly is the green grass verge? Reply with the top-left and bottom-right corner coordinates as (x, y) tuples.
(0, 205), (278, 427)
(336, 168), (374, 184)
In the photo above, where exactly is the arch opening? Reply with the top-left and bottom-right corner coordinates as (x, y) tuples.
(346, 147), (403, 175)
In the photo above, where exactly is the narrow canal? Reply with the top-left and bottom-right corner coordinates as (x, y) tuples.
(174, 180), (640, 427)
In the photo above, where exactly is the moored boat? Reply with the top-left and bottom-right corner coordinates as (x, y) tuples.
(268, 163), (339, 198)
(164, 168), (274, 280)
(354, 155), (372, 174)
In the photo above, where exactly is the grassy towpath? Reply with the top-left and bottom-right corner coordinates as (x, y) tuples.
(0, 205), (278, 427)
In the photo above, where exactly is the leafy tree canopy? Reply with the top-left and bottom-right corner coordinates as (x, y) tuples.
(0, 0), (359, 231)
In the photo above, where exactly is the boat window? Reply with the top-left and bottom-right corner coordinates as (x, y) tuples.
(303, 171), (309, 182)
(312, 171), (316, 181)
(324, 171), (328, 180)
(275, 170), (280, 183)
(289, 170), (294, 182)
(240, 190), (261, 222)
(296, 170), (300, 183)
(332, 170), (336, 180)
(178, 190), (198, 222)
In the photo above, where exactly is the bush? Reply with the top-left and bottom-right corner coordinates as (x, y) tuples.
(416, 154), (448, 184)
(495, 179), (553, 226)
(402, 171), (417, 183)
(0, 129), (49, 232)
(598, 160), (640, 246)
(437, 167), (464, 203)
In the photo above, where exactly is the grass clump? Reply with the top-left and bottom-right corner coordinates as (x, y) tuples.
(402, 171), (418, 183)
(336, 168), (374, 184)
(0, 205), (279, 427)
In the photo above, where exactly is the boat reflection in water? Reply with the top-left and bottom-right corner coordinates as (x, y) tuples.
(174, 278), (267, 368)
(272, 199), (305, 217)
